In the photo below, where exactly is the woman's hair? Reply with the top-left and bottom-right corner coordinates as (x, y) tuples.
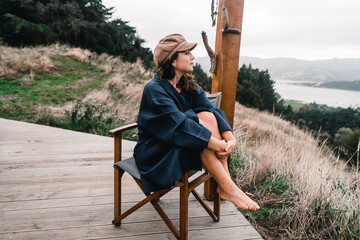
(158, 52), (198, 93)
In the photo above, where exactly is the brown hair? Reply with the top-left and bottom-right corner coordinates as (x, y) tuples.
(158, 52), (198, 93)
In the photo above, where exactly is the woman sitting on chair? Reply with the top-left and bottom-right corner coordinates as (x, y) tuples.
(134, 33), (259, 211)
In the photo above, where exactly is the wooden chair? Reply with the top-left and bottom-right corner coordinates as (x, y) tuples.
(109, 92), (222, 240)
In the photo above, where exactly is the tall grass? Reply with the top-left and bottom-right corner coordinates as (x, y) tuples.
(232, 103), (360, 239)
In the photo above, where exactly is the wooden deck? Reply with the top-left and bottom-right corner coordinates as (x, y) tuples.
(0, 118), (262, 240)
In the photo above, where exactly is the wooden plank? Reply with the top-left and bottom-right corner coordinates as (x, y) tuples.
(0, 175), (203, 202)
(0, 202), (240, 233)
(0, 195), (239, 222)
(0, 172), (207, 201)
(0, 145), (134, 165)
(0, 214), (256, 240)
(0, 188), (207, 211)
(0, 158), (111, 167)
(115, 226), (263, 240)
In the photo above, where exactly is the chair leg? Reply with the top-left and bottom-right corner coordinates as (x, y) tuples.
(113, 179), (172, 225)
(151, 199), (180, 239)
(113, 168), (124, 226)
(191, 189), (219, 222)
(213, 181), (220, 222)
(180, 173), (189, 240)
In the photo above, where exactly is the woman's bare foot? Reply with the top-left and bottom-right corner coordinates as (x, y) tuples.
(217, 186), (260, 211)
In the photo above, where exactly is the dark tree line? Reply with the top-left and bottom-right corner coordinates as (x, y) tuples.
(293, 104), (360, 138)
(0, 0), (153, 69)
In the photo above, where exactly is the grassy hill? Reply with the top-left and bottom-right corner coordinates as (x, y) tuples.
(0, 44), (150, 137)
(1, 45), (359, 239)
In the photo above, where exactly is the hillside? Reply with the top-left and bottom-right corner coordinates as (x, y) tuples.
(195, 56), (360, 82)
(1, 45), (359, 239)
(0, 44), (149, 127)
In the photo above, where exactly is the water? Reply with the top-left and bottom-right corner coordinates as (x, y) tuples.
(274, 79), (360, 108)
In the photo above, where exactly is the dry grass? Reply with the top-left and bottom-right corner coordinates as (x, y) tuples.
(81, 60), (149, 123)
(0, 44), (124, 79)
(60, 46), (148, 123)
(0, 45), (56, 79)
(232, 103), (360, 239)
(59, 46), (150, 122)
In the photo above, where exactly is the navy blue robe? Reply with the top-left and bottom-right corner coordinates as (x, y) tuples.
(133, 73), (232, 194)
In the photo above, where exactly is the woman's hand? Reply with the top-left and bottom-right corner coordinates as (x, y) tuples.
(225, 139), (237, 152)
(216, 139), (237, 160)
(208, 137), (227, 153)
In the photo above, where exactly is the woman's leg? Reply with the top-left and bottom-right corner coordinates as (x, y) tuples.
(197, 111), (259, 211)
(197, 112), (230, 175)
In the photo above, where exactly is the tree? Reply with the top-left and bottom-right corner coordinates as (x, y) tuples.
(236, 64), (277, 112)
(0, 0), (153, 69)
(193, 63), (212, 92)
(335, 130), (360, 168)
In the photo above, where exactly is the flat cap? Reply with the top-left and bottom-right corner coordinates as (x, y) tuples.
(153, 33), (197, 67)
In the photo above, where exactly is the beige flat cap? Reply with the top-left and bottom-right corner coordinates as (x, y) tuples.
(153, 33), (197, 67)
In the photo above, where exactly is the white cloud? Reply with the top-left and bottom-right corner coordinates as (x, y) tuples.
(103, 0), (360, 60)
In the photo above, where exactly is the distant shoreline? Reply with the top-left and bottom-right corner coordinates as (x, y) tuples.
(274, 80), (360, 108)
(289, 80), (360, 92)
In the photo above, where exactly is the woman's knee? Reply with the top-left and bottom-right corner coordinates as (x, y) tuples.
(197, 111), (221, 139)
(197, 111), (217, 126)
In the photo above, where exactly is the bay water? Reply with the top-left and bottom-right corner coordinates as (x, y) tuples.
(274, 79), (360, 108)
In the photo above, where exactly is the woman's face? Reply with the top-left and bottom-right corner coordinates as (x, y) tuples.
(172, 50), (195, 74)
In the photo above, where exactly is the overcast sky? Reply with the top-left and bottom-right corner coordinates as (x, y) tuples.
(102, 0), (360, 60)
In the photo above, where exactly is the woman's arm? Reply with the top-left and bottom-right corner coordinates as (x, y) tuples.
(207, 136), (227, 152)
(222, 130), (236, 142)
(138, 82), (212, 152)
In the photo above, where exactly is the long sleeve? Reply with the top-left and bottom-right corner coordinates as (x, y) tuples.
(137, 81), (212, 152)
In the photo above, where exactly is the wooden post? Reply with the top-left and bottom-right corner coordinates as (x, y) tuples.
(113, 134), (122, 224)
(204, 0), (245, 200)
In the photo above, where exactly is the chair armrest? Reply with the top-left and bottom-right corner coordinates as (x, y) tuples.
(109, 123), (138, 135)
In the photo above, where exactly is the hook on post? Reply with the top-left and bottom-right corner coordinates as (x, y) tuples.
(221, 8), (241, 34)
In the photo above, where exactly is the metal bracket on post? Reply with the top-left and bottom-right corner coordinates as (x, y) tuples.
(221, 8), (241, 34)
(201, 31), (217, 74)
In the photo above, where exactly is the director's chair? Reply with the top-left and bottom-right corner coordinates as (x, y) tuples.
(109, 92), (222, 240)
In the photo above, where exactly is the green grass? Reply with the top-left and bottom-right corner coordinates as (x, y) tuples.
(243, 207), (280, 228)
(0, 56), (110, 121)
(284, 100), (304, 111)
(229, 151), (245, 176)
(240, 174), (294, 236)
(258, 175), (291, 194)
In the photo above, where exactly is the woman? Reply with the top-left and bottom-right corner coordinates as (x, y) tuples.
(134, 33), (259, 211)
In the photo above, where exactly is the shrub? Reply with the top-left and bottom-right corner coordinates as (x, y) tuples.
(36, 101), (124, 137)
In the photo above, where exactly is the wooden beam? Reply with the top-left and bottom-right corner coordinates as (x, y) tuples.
(205, 0), (245, 200)
(212, 0), (245, 128)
